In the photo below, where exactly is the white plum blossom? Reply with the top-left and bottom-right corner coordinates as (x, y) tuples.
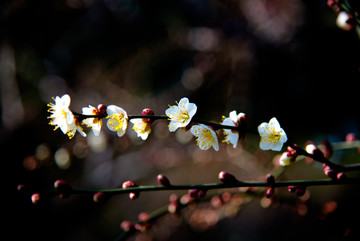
(222, 110), (246, 148)
(130, 119), (151, 140)
(190, 124), (219, 151)
(82, 105), (103, 136)
(106, 105), (128, 137)
(165, 97), (197, 132)
(258, 117), (287, 151)
(48, 94), (86, 139)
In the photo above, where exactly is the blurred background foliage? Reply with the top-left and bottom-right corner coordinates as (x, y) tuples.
(2, 0), (360, 240)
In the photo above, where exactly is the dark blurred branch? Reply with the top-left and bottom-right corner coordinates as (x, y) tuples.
(288, 143), (360, 172)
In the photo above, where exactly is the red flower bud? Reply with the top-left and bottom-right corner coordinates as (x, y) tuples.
(157, 174), (171, 186)
(266, 174), (275, 185)
(218, 171), (238, 184)
(141, 108), (155, 123)
(31, 193), (41, 204)
(129, 192), (139, 200)
(265, 187), (274, 198)
(122, 180), (137, 189)
(97, 104), (107, 115)
(120, 220), (134, 232)
(54, 179), (72, 199)
(93, 192), (106, 203)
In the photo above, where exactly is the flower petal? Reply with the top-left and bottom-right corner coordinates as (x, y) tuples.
(186, 103), (197, 118)
(229, 110), (238, 123)
(269, 117), (280, 131)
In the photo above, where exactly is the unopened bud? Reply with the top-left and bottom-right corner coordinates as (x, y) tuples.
(266, 174), (275, 185)
(17, 184), (26, 192)
(129, 192), (139, 200)
(305, 144), (324, 159)
(188, 189), (207, 199)
(326, 0), (336, 8)
(168, 201), (179, 214)
(122, 180), (137, 189)
(345, 133), (356, 143)
(279, 152), (293, 166)
(141, 108), (155, 123)
(31, 193), (41, 204)
(138, 212), (150, 222)
(188, 189), (199, 199)
(265, 187), (274, 198)
(237, 113), (248, 126)
(337, 172), (346, 181)
(97, 104), (107, 115)
(54, 179), (72, 199)
(336, 11), (353, 31)
(321, 140), (333, 159)
(93, 192), (106, 203)
(157, 174), (171, 186)
(323, 164), (338, 179)
(121, 220), (134, 232)
(218, 171), (238, 184)
(197, 189), (207, 198)
(288, 185), (296, 193)
(237, 113), (247, 140)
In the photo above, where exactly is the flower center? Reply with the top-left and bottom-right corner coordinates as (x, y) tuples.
(133, 121), (149, 134)
(177, 110), (189, 123)
(197, 129), (214, 149)
(107, 113), (124, 131)
(263, 126), (281, 144)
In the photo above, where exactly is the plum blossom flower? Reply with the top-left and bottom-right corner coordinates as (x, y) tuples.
(222, 110), (247, 148)
(190, 124), (219, 151)
(106, 105), (128, 137)
(258, 117), (287, 151)
(130, 119), (151, 140)
(48, 94), (86, 139)
(165, 97), (197, 132)
(82, 105), (103, 136)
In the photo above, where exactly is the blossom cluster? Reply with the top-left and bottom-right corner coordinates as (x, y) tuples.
(48, 94), (288, 153)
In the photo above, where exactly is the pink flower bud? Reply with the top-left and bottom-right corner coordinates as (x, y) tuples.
(120, 220), (134, 232)
(97, 104), (107, 115)
(321, 140), (333, 159)
(305, 144), (324, 159)
(122, 180), (137, 189)
(17, 184), (26, 192)
(157, 174), (171, 186)
(54, 179), (72, 199)
(188, 189), (207, 199)
(31, 193), (40, 204)
(218, 171), (238, 184)
(168, 201), (179, 214)
(265, 187), (274, 198)
(197, 189), (207, 198)
(266, 174), (275, 185)
(188, 189), (198, 199)
(129, 192), (139, 200)
(138, 212), (150, 222)
(288, 186), (296, 193)
(336, 11), (353, 31)
(141, 108), (155, 123)
(237, 113), (248, 126)
(337, 172), (346, 181)
(93, 192), (106, 203)
(346, 133), (356, 143)
(326, 0), (337, 8)
(323, 164), (338, 179)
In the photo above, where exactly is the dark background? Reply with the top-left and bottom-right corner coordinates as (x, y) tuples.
(3, 0), (360, 240)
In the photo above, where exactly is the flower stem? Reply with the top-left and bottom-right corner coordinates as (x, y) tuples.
(66, 178), (360, 196)
(288, 143), (360, 172)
